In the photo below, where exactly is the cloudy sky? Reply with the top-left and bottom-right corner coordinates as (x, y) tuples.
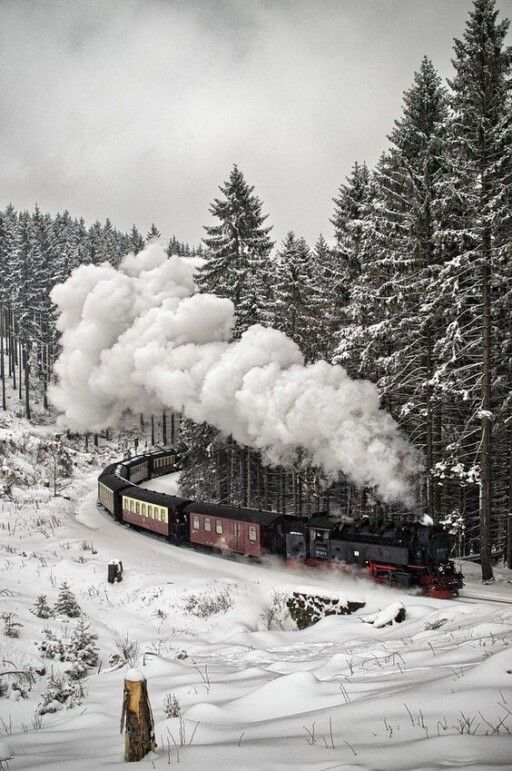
(1, 0), (511, 247)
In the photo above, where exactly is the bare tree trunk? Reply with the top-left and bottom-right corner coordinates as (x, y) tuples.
(425, 322), (434, 517)
(150, 414), (155, 446)
(480, 244), (493, 581)
(18, 337), (22, 400)
(23, 343), (30, 420)
(507, 424), (512, 570)
(170, 412), (175, 444)
(0, 307), (6, 410)
(162, 410), (167, 445)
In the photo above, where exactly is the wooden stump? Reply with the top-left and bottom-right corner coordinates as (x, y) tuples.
(120, 670), (155, 762)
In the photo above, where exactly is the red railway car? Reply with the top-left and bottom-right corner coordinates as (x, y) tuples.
(184, 501), (300, 558)
(120, 487), (187, 541)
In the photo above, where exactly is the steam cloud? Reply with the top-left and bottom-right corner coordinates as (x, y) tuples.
(50, 244), (421, 503)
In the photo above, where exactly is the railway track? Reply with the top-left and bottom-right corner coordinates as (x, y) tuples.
(456, 592), (512, 606)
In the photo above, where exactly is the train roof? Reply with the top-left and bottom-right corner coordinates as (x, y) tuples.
(307, 514), (338, 529)
(151, 444), (186, 457)
(121, 486), (188, 510)
(183, 500), (294, 527)
(98, 473), (134, 492)
(98, 462), (119, 477)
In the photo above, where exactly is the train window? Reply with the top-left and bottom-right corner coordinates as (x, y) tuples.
(216, 520), (223, 534)
(142, 503), (147, 516)
(147, 505), (153, 518)
(136, 501), (140, 515)
(162, 510), (168, 523)
(193, 516), (200, 530)
(248, 525), (257, 541)
(204, 518), (211, 532)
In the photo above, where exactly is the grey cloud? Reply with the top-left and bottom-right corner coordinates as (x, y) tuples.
(1, 0), (511, 245)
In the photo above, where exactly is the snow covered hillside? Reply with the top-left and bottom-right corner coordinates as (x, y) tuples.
(0, 425), (511, 770)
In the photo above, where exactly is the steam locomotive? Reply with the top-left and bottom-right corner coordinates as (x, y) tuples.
(97, 446), (463, 598)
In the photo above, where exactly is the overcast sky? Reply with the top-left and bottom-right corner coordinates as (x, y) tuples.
(1, 0), (511, 247)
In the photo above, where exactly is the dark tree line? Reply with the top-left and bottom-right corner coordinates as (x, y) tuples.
(0, 209), (195, 417)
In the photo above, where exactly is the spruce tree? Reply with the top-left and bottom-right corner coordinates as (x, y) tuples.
(54, 582), (81, 618)
(146, 223), (161, 242)
(273, 232), (317, 360)
(31, 594), (53, 619)
(129, 224), (144, 254)
(199, 164), (274, 336)
(435, 0), (511, 579)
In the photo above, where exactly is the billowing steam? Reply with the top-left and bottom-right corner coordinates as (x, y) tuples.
(50, 243), (421, 503)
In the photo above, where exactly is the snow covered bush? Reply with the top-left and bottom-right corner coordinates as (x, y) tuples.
(31, 595), (53, 619)
(1, 613), (22, 638)
(38, 627), (66, 661)
(65, 616), (99, 672)
(163, 692), (181, 718)
(110, 633), (140, 668)
(54, 582), (81, 618)
(184, 586), (233, 617)
(37, 674), (82, 715)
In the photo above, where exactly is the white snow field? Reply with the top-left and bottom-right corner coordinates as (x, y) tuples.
(0, 450), (511, 770)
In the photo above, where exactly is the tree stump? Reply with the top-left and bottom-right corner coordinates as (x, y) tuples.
(120, 670), (155, 762)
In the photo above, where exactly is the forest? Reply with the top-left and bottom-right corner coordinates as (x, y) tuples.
(0, 0), (510, 581)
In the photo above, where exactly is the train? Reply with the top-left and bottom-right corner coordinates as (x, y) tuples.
(97, 445), (464, 598)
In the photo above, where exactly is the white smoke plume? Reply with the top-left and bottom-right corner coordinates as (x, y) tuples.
(50, 243), (421, 503)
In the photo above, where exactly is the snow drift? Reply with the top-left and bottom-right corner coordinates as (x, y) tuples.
(49, 243), (421, 503)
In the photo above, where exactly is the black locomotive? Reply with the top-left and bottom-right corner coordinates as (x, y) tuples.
(98, 446), (463, 598)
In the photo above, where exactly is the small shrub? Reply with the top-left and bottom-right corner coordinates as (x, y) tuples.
(1, 613), (23, 638)
(0, 679), (7, 697)
(163, 693), (181, 718)
(37, 674), (82, 715)
(184, 586), (233, 617)
(66, 616), (99, 669)
(31, 595), (53, 619)
(65, 661), (89, 681)
(110, 633), (139, 667)
(54, 582), (81, 618)
(38, 627), (66, 661)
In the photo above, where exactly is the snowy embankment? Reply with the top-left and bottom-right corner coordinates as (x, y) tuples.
(0, 442), (511, 769)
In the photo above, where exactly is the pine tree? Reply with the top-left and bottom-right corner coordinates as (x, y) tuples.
(146, 223), (161, 242)
(54, 582), (81, 618)
(199, 164), (274, 336)
(273, 232), (317, 360)
(435, 0), (511, 579)
(129, 224), (144, 254)
(66, 616), (99, 670)
(31, 594), (53, 619)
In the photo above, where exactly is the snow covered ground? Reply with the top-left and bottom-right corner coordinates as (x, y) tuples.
(1, 434), (512, 770)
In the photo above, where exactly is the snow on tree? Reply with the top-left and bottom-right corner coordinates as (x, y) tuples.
(54, 582), (81, 618)
(65, 616), (99, 679)
(31, 595), (53, 619)
(145, 223), (161, 242)
(199, 164), (274, 336)
(433, 0), (511, 578)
